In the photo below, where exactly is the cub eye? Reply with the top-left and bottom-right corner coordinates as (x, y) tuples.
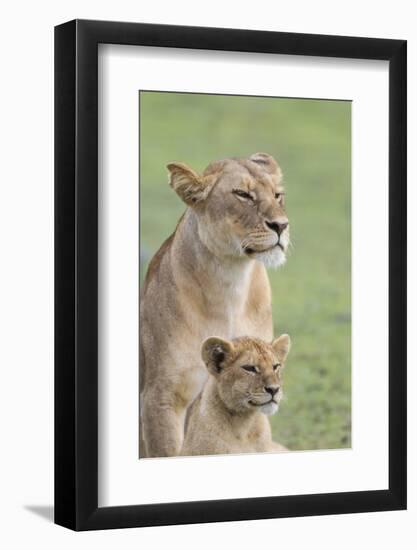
(233, 189), (254, 201)
(272, 363), (281, 371)
(275, 193), (283, 201)
(241, 365), (258, 374)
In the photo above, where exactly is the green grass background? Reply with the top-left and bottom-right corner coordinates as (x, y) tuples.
(140, 91), (351, 451)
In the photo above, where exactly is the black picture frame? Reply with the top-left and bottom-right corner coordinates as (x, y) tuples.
(55, 19), (407, 531)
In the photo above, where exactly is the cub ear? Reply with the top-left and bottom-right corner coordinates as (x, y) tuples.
(249, 152), (282, 178)
(201, 337), (234, 376)
(272, 334), (291, 362)
(167, 162), (214, 206)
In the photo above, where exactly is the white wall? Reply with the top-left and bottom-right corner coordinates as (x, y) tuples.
(0, 1), (415, 548)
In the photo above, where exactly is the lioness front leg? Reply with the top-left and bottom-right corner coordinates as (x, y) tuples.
(141, 388), (186, 457)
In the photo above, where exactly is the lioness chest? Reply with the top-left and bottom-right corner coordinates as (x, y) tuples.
(142, 256), (272, 410)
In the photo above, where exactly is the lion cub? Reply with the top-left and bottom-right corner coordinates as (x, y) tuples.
(181, 334), (291, 456)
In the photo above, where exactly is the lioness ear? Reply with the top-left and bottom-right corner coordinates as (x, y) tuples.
(202, 337), (234, 376)
(272, 334), (291, 362)
(167, 162), (214, 206)
(249, 152), (282, 178)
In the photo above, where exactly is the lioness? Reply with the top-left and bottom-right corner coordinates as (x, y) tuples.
(140, 153), (290, 457)
(181, 334), (291, 456)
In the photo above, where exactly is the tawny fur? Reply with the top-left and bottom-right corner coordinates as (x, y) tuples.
(181, 335), (291, 456)
(140, 153), (290, 457)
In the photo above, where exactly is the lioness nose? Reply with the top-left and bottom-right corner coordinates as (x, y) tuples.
(265, 385), (279, 396)
(266, 220), (288, 236)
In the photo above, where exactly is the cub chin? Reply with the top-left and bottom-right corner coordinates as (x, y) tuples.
(180, 334), (291, 457)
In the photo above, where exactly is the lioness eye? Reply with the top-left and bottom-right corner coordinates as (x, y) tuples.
(273, 363), (281, 371)
(241, 365), (258, 374)
(233, 189), (254, 201)
(275, 193), (282, 200)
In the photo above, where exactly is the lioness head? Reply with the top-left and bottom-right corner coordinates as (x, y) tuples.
(167, 153), (290, 268)
(201, 334), (291, 416)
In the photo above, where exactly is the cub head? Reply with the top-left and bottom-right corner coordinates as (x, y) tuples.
(167, 153), (290, 268)
(201, 334), (291, 416)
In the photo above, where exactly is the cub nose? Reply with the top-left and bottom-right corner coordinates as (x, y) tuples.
(265, 220), (288, 236)
(265, 385), (280, 397)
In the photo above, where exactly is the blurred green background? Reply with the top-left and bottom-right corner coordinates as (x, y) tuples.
(140, 91), (351, 451)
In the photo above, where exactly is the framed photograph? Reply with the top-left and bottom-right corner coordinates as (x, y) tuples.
(55, 19), (406, 530)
